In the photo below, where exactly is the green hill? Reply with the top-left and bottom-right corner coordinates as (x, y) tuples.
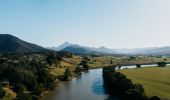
(0, 34), (49, 54)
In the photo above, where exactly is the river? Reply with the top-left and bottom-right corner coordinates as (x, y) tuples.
(45, 68), (109, 100)
(45, 64), (163, 100)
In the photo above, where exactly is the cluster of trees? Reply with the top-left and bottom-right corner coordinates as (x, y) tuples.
(157, 62), (167, 67)
(129, 56), (137, 60)
(61, 57), (90, 81)
(136, 64), (141, 68)
(74, 66), (82, 75)
(79, 57), (90, 70)
(103, 67), (160, 100)
(0, 51), (70, 100)
(63, 68), (72, 81)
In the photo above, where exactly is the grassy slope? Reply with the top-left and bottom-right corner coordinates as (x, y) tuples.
(50, 56), (114, 76)
(119, 66), (170, 99)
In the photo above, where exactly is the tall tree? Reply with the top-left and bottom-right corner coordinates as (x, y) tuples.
(64, 68), (72, 81)
(79, 57), (90, 70)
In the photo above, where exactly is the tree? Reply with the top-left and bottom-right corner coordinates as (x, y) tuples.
(64, 68), (72, 81)
(36, 69), (56, 90)
(74, 66), (82, 74)
(157, 62), (166, 67)
(110, 60), (113, 64)
(129, 56), (136, 60)
(164, 58), (167, 61)
(46, 52), (62, 66)
(14, 68), (36, 91)
(79, 57), (90, 70)
(118, 66), (121, 69)
(32, 95), (39, 100)
(33, 84), (44, 97)
(46, 52), (56, 66)
(117, 63), (121, 69)
(16, 92), (32, 100)
(0, 87), (6, 98)
(16, 85), (32, 100)
(13, 84), (26, 93)
(81, 60), (89, 70)
(134, 84), (145, 94)
(136, 64), (141, 68)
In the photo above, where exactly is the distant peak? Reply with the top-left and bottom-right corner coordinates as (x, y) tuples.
(63, 41), (71, 45)
(61, 42), (73, 46)
(99, 46), (107, 49)
(56, 42), (73, 50)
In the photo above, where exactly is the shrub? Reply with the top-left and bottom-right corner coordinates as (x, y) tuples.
(157, 62), (166, 67)
(136, 64), (141, 68)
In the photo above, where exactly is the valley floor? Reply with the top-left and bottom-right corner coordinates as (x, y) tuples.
(50, 55), (170, 77)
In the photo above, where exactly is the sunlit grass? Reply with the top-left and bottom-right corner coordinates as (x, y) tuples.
(119, 66), (170, 99)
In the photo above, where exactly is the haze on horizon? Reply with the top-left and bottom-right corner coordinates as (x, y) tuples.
(0, 0), (170, 49)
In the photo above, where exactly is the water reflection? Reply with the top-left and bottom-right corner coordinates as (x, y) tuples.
(83, 70), (89, 74)
(91, 75), (106, 95)
(45, 68), (111, 100)
(74, 74), (82, 83)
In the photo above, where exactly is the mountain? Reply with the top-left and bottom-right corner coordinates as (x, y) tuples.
(52, 42), (170, 55)
(4, 34), (170, 55)
(52, 42), (118, 55)
(54, 42), (72, 51)
(133, 47), (170, 55)
(62, 46), (96, 55)
(113, 47), (170, 55)
(0, 34), (49, 54)
(96, 46), (116, 54)
(62, 45), (102, 55)
(48, 42), (72, 51)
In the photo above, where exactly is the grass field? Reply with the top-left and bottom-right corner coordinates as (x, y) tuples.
(119, 66), (170, 99)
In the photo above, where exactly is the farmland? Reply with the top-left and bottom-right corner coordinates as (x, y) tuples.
(119, 66), (170, 99)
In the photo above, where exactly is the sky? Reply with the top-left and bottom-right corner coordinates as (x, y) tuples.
(0, 0), (170, 49)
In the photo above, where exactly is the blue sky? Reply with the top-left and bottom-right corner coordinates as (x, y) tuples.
(0, 0), (170, 48)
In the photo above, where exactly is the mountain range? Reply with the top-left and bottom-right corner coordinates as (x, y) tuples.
(1, 34), (170, 55)
(50, 42), (118, 55)
(50, 42), (170, 55)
